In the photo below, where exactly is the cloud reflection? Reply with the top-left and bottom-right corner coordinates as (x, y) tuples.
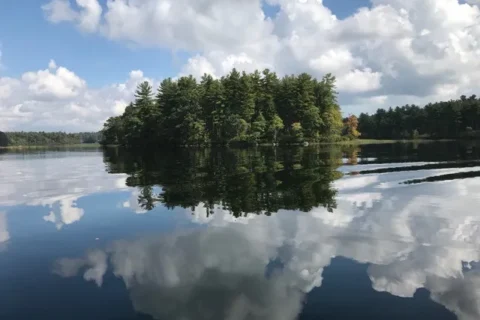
(0, 152), (141, 228)
(42, 196), (85, 229)
(0, 211), (9, 251)
(53, 163), (480, 320)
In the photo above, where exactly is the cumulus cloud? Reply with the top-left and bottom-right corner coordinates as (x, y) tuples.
(22, 62), (86, 99)
(0, 60), (153, 131)
(0, 0), (464, 134)
(42, 0), (102, 32)
(37, 0), (480, 125)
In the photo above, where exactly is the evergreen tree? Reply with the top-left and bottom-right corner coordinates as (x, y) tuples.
(357, 95), (480, 140)
(100, 69), (351, 147)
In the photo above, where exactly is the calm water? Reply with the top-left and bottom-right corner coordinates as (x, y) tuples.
(1, 142), (480, 319)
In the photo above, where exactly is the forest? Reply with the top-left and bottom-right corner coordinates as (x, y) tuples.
(0, 131), (101, 147)
(100, 69), (360, 147)
(358, 95), (480, 139)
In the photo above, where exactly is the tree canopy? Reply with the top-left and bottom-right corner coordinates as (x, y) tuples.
(0, 131), (8, 147)
(2, 132), (101, 146)
(101, 69), (352, 147)
(358, 95), (480, 139)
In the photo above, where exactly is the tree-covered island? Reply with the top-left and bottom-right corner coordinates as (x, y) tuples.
(100, 69), (360, 147)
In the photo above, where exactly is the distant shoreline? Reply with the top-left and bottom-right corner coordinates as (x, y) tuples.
(318, 138), (456, 145)
(0, 139), (461, 150)
(0, 143), (101, 150)
(102, 139), (457, 148)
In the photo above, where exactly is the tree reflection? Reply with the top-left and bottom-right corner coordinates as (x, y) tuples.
(103, 147), (345, 217)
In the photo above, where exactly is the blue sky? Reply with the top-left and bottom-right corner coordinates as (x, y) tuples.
(0, 0), (479, 131)
(0, 0), (190, 86)
(0, 0), (370, 86)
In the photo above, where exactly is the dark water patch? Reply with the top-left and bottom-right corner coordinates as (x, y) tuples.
(348, 160), (480, 176)
(357, 141), (480, 164)
(401, 170), (480, 185)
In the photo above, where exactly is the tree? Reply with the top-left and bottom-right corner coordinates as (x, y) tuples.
(0, 131), (8, 147)
(250, 113), (267, 142)
(358, 95), (480, 140)
(412, 129), (420, 140)
(103, 69), (350, 147)
(343, 115), (361, 139)
(101, 116), (123, 145)
(266, 115), (284, 143)
(134, 81), (159, 146)
(199, 74), (225, 143)
(291, 122), (304, 142)
(3, 131), (100, 146)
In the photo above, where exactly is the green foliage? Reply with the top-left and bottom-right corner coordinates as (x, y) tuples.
(291, 122), (304, 142)
(266, 115), (284, 143)
(5, 131), (101, 146)
(412, 129), (420, 140)
(358, 95), (480, 139)
(0, 132), (8, 147)
(101, 69), (350, 147)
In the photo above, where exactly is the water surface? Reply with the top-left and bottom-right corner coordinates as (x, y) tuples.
(1, 142), (480, 319)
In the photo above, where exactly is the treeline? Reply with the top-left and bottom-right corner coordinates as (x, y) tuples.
(103, 146), (348, 216)
(358, 95), (480, 139)
(0, 131), (101, 147)
(101, 69), (360, 147)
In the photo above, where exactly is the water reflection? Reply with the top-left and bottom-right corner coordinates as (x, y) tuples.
(0, 212), (9, 251)
(50, 143), (480, 320)
(2, 143), (480, 319)
(0, 151), (131, 234)
(103, 147), (344, 216)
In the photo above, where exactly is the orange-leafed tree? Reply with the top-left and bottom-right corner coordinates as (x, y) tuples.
(343, 115), (361, 139)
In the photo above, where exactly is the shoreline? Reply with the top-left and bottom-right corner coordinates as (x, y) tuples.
(316, 138), (456, 145)
(0, 143), (101, 150)
(0, 139), (460, 150)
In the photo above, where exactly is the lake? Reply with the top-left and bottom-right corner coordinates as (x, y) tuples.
(1, 142), (480, 320)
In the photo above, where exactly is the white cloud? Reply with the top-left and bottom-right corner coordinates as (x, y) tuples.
(309, 48), (361, 74)
(42, 0), (102, 32)
(76, 0), (103, 32)
(32, 0), (480, 128)
(22, 64), (86, 99)
(0, 60), (153, 131)
(48, 59), (57, 70)
(336, 68), (382, 93)
(42, 0), (77, 23)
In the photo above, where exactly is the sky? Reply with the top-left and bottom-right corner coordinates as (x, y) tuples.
(1, 0), (480, 132)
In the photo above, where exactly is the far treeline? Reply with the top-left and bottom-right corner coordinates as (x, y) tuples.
(101, 69), (361, 147)
(358, 95), (480, 139)
(0, 131), (101, 147)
